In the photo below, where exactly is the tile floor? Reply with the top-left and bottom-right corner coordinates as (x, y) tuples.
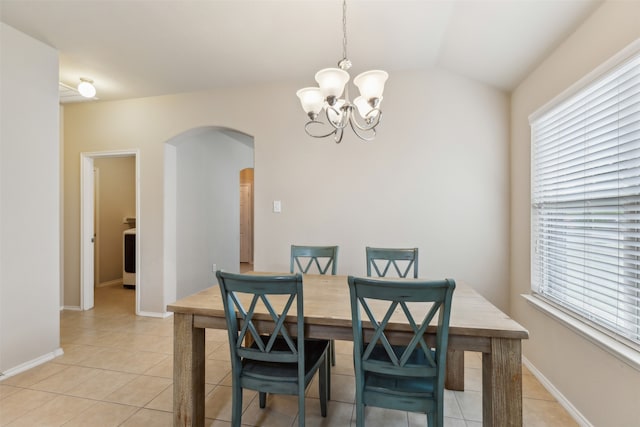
(0, 283), (579, 426)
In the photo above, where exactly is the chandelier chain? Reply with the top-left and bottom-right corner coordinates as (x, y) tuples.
(342, 0), (348, 62)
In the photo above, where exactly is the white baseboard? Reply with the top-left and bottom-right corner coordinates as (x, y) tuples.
(61, 306), (172, 318)
(523, 357), (593, 427)
(137, 310), (173, 319)
(97, 278), (123, 288)
(0, 348), (64, 381)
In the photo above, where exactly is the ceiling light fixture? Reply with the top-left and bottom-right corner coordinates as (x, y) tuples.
(296, 0), (388, 144)
(77, 78), (96, 98)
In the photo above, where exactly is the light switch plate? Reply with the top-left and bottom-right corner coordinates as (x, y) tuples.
(273, 200), (282, 213)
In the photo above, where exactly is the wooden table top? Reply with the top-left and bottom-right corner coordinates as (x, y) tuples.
(167, 274), (529, 340)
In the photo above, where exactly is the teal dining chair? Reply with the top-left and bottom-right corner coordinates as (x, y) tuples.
(348, 275), (456, 427)
(366, 246), (419, 278)
(290, 244), (338, 365)
(216, 271), (330, 427)
(290, 245), (338, 275)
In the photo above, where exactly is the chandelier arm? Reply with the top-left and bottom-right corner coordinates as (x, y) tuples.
(348, 116), (377, 141)
(350, 109), (382, 131)
(325, 105), (349, 129)
(304, 120), (339, 139)
(334, 127), (345, 144)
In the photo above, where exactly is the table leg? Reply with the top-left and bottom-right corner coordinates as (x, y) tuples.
(445, 349), (465, 391)
(173, 313), (205, 427)
(482, 338), (523, 426)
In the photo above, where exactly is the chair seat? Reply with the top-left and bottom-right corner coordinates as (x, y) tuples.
(366, 343), (436, 372)
(368, 343), (433, 362)
(242, 337), (330, 382)
(364, 372), (435, 397)
(364, 344), (436, 396)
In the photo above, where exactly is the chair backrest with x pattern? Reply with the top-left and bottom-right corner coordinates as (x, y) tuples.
(366, 247), (419, 278)
(348, 276), (455, 379)
(290, 245), (338, 275)
(217, 271), (305, 366)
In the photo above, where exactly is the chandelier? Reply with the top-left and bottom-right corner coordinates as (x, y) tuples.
(296, 0), (388, 144)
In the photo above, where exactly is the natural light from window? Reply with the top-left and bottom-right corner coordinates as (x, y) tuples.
(530, 44), (640, 352)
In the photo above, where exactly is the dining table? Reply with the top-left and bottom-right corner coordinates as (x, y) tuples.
(167, 274), (529, 426)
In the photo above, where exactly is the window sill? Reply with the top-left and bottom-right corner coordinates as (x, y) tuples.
(522, 293), (640, 371)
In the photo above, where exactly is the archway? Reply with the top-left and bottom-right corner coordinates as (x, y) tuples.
(164, 126), (254, 302)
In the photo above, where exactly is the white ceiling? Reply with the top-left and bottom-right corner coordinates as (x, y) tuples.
(0, 0), (602, 102)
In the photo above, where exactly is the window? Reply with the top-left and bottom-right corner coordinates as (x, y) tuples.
(530, 43), (640, 351)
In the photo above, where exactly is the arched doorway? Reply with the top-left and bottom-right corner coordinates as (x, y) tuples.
(163, 127), (254, 301)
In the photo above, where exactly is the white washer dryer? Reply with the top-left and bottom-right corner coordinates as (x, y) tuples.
(123, 228), (136, 288)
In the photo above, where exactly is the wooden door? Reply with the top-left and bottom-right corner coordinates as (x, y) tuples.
(240, 183), (253, 263)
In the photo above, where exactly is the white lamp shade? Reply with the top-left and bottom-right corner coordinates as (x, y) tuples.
(354, 70), (388, 101)
(296, 87), (325, 115)
(78, 80), (96, 98)
(354, 96), (382, 119)
(315, 68), (350, 99)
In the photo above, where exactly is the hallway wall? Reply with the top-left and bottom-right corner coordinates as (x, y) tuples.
(0, 23), (60, 373)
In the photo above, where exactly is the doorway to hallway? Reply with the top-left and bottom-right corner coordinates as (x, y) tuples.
(80, 150), (140, 313)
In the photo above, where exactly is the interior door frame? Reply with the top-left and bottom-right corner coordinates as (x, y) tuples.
(80, 149), (141, 313)
(93, 166), (100, 287)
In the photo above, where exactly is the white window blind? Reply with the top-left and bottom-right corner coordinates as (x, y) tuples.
(531, 49), (640, 349)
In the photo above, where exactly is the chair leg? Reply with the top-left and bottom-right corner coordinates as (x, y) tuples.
(327, 354), (331, 401)
(231, 383), (242, 427)
(298, 389), (305, 427)
(319, 353), (328, 417)
(427, 411), (435, 427)
(355, 378), (364, 427)
(259, 391), (266, 408)
(436, 395), (444, 427)
(355, 402), (365, 427)
(330, 339), (336, 366)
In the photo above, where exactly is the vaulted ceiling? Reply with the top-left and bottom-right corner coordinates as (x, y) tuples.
(0, 0), (602, 102)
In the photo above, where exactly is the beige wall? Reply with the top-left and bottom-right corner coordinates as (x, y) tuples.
(94, 157), (136, 284)
(0, 23), (60, 373)
(510, 2), (640, 426)
(63, 68), (509, 316)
